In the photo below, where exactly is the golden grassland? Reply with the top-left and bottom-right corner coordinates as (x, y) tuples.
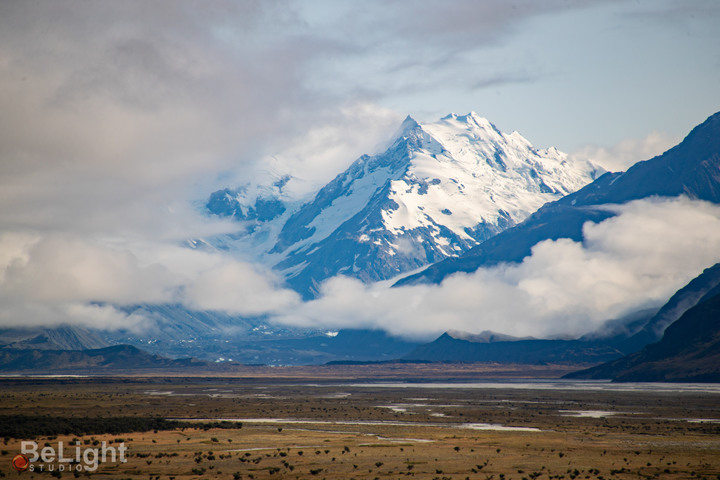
(0, 370), (719, 479)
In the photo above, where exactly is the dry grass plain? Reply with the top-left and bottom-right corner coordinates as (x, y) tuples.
(1, 367), (719, 480)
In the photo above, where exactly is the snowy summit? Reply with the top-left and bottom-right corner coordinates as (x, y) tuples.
(206, 112), (603, 298)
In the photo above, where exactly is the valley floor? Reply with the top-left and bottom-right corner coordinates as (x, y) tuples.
(1, 373), (719, 479)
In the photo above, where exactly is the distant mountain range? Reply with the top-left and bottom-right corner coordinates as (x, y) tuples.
(402, 331), (625, 365)
(0, 345), (209, 373)
(0, 325), (107, 351)
(0, 308), (423, 366)
(206, 112), (601, 298)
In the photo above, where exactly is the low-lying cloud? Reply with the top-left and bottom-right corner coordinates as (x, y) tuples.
(2, 196), (719, 340)
(0, 232), (299, 331)
(272, 197), (720, 340)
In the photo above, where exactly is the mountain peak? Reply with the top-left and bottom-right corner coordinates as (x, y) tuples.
(436, 111), (505, 141)
(441, 111), (486, 123)
(402, 114), (419, 126)
(458, 110), (485, 123)
(268, 113), (599, 296)
(391, 115), (422, 140)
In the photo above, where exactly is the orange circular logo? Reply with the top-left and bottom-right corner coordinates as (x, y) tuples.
(12, 453), (30, 472)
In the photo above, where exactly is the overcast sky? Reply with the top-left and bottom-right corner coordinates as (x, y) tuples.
(1, 1), (719, 337)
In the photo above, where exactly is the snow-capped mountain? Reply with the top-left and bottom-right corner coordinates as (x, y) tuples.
(399, 110), (720, 289)
(207, 112), (602, 297)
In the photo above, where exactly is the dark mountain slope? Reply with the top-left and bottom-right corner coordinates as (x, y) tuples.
(0, 325), (108, 350)
(625, 263), (720, 346)
(566, 291), (720, 382)
(0, 345), (209, 373)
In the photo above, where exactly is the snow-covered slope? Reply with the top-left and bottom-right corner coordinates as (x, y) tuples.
(382, 113), (598, 246)
(206, 112), (602, 298)
(399, 110), (720, 289)
(204, 174), (299, 258)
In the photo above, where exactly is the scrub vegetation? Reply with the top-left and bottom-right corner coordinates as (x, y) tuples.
(0, 375), (718, 479)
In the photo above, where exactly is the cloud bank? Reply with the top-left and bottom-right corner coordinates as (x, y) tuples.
(272, 197), (720, 340)
(1, 196), (719, 340)
(0, 232), (299, 331)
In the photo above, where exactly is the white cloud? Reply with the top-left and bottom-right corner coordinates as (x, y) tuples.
(183, 261), (300, 316)
(569, 131), (679, 172)
(0, 302), (150, 333)
(0, 232), (300, 331)
(232, 102), (404, 198)
(272, 197), (720, 340)
(0, 234), (177, 305)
